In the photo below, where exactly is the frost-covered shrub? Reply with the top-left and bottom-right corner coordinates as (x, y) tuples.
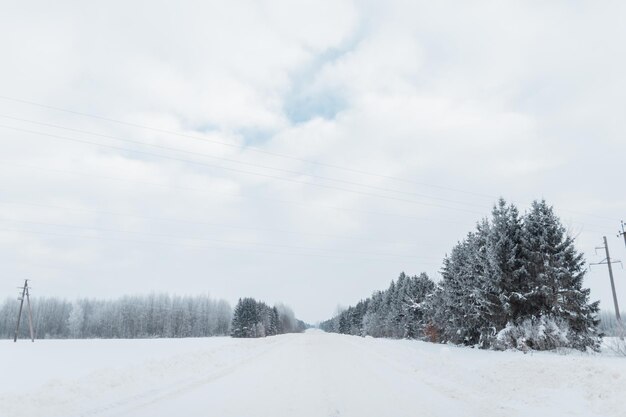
(606, 337), (626, 356)
(494, 316), (570, 351)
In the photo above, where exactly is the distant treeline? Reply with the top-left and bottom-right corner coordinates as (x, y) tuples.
(321, 199), (603, 352)
(231, 298), (307, 338)
(321, 273), (434, 340)
(1, 293), (306, 340)
(1, 294), (232, 339)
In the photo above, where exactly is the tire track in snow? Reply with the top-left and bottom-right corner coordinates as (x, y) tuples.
(74, 336), (292, 417)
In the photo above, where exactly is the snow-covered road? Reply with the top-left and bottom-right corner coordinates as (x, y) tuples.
(1, 330), (624, 417)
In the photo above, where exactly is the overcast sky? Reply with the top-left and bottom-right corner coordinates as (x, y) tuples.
(1, 0), (625, 323)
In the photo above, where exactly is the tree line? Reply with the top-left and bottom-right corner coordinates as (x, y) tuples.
(1, 292), (307, 340)
(1, 294), (234, 339)
(231, 298), (307, 338)
(320, 199), (602, 351)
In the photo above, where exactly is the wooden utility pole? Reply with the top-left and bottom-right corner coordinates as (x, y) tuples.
(602, 236), (621, 323)
(13, 279), (34, 342)
(619, 221), (626, 249)
(591, 237), (623, 340)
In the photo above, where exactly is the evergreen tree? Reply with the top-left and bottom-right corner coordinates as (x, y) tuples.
(517, 200), (600, 350)
(486, 199), (526, 324)
(403, 273), (435, 338)
(268, 307), (279, 336)
(230, 298), (305, 338)
(362, 291), (384, 337)
(431, 223), (496, 346)
(323, 273), (435, 340)
(231, 298), (258, 338)
(321, 199), (601, 352)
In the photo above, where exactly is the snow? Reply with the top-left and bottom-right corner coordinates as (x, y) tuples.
(1, 330), (625, 417)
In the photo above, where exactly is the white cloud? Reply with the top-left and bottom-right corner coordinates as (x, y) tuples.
(0, 0), (624, 322)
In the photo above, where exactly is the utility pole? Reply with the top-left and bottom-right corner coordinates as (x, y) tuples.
(590, 237), (623, 340)
(13, 279), (34, 343)
(619, 221), (626, 249)
(602, 236), (621, 323)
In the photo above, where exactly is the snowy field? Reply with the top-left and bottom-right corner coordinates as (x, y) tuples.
(1, 330), (625, 417)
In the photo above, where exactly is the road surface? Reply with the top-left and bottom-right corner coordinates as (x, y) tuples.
(1, 330), (624, 417)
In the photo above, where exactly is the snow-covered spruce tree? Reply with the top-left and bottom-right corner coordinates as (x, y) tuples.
(486, 199), (526, 326)
(361, 291), (384, 337)
(231, 298), (258, 338)
(426, 201), (522, 348)
(427, 199), (600, 350)
(268, 306), (279, 336)
(230, 298), (245, 338)
(350, 300), (368, 336)
(403, 273), (435, 339)
(230, 298), (305, 338)
(381, 281), (399, 337)
(427, 235), (471, 344)
(337, 309), (351, 334)
(257, 301), (274, 338)
(321, 272), (435, 340)
(388, 272), (433, 338)
(320, 199), (599, 351)
(496, 200), (600, 351)
(389, 273), (408, 337)
(426, 219), (503, 347)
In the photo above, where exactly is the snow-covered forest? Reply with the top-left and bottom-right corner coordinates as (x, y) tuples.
(230, 298), (307, 337)
(1, 294), (306, 339)
(0, 294), (233, 339)
(321, 199), (605, 351)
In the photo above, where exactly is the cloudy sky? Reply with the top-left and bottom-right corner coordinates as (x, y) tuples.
(1, 0), (625, 323)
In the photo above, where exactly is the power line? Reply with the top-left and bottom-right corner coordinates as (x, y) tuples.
(0, 192), (608, 245)
(0, 102), (620, 225)
(0, 124), (487, 215)
(4, 122), (618, 230)
(0, 161), (474, 226)
(0, 159), (614, 238)
(558, 208), (619, 223)
(0, 195), (467, 244)
(0, 94), (498, 199)
(0, 202), (609, 267)
(0, 226), (441, 265)
(0, 114), (488, 209)
(0, 101), (619, 235)
(0, 217), (440, 259)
